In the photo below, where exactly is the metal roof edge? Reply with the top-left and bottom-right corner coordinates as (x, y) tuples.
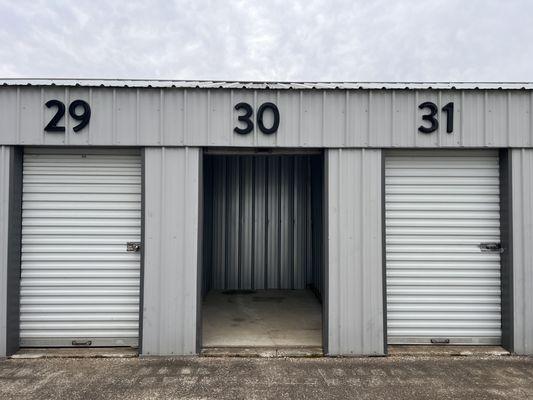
(1, 79), (532, 90)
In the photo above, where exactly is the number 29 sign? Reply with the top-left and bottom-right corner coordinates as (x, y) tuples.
(44, 99), (91, 133)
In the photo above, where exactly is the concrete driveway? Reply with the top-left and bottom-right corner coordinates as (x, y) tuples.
(1, 355), (532, 399)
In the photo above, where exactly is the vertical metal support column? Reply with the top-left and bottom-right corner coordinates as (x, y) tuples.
(326, 149), (384, 356)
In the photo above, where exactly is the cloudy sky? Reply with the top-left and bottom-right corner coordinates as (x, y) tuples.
(0, 0), (531, 82)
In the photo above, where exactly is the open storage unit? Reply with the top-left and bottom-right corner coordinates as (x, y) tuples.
(200, 152), (325, 352)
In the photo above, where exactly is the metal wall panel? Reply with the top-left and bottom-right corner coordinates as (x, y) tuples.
(1, 87), (533, 148)
(204, 155), (320, 291)
(510, 149), (533, 355)
(142, 147), (200, 356)
(326, 149), (384, 355)
(19, 148), (142, 347)
(385, 150), (502, 345)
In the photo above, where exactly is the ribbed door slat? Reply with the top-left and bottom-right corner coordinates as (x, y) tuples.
(385, 150), (501, 345)
(19, 148), (141, 347)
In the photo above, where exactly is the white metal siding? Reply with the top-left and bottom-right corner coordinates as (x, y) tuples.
(142, 147), (199, 356)
(20, 148), (141, 347)
(1, 87), (532, 148)
(385, 150), (501, 344)
(510, 149), (533, 354)
(327, 149), (384, 355)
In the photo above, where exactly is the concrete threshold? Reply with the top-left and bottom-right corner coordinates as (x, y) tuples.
(388, 345), (510, 357)
(201, 346), (323, 358)
(11, 347), (138, 359)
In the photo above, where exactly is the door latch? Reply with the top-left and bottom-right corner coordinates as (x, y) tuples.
(480, 242), (503, 253)
(72, 340), (92, 346)
(127, 242), (141, 252)
(430, 338), (450, 344)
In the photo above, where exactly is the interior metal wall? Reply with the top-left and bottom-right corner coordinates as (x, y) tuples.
(310, 157), (325, 299)
(203, 154), (322, 293)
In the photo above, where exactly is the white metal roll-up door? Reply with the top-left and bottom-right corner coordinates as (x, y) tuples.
(20, 148), (142, 347)
(385, 150), (501, 345)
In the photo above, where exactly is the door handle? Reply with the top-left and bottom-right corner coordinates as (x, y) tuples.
(479, 242), (503, 253)
(126, 242), (141, 252)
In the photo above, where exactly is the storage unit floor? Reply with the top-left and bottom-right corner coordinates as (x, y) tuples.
(201, 289), (322, 349)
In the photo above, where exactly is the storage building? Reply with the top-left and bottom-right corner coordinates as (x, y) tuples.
(0, 79), (532, 356)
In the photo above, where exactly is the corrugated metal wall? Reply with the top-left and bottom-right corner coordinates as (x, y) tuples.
(142, 147), (200, 356)
(203, 155), (323, 293)
(1, 87), (533, 148)
(326, 149), (384, 355)
(510, 149), (533, 355)
(0, 146), (11, 356)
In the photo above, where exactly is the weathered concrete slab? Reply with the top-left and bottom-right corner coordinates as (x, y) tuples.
(388, 345), (510, 357)
(11, 348), (138, 359)
(201, 346), (323, 357)
(1, 356), (532, 399)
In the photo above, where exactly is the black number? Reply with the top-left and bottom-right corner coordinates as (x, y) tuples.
(257, 102), (280, 134)
(69, 100), (91, 132)
(234, 102), (254, 134)
(418, 101), (455, 134)
(44, 100), (66, 132)
(418, 102), (439, 134)
(442, 102), (454, 133)
(234, 102), (280, 135)
(44, 100), (91, 132)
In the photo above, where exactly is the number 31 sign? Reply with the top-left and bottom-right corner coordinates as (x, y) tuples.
(418, 102), (454, 134)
